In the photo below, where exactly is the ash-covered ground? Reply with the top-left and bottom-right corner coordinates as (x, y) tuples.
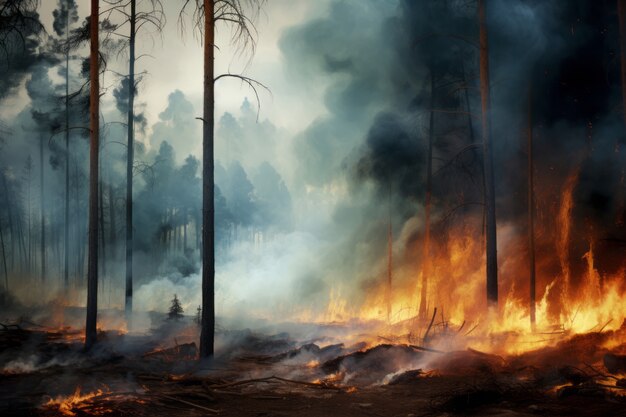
(2, 307), (626, 417)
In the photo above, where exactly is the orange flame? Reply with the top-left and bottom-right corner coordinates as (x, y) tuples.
(44, 386), (108, 416)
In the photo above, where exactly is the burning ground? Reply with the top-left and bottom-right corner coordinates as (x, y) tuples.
(3, 311), (626, 417)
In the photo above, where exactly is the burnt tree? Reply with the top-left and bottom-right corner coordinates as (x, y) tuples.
(478, 0), (498, 305)
(528, 84), (536, 329)
(181, 0), (266, 358)
(85, 0), (100, 350)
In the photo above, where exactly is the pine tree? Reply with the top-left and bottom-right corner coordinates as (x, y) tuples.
(168, 294), (184, 320)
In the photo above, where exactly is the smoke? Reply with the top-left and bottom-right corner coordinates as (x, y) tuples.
(2, 0), (626, 335)
(112, 77), (147, 134)
(355, 112), (425, 202)
(52, 0), (79, 37)
(150, 90), (199, 162)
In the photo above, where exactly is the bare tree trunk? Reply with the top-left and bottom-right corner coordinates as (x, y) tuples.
(387, 189), (392, 324)
(0, 218), (7, 291)
(108, 183), (115, 244)
(74, 164), (81, 282)
(3, 176), (15, 272)
(99, 177), (106, 277)
(419, 70), (435, 318)
(200, 0), (215, 358)
(528, 84), (536, 330)
(85, 0), (100, 350)
(619, 0), (626, 132)
(64, 9), (70, 289)
(17, 212), (26, 273)
(1, 174), (16, 273)
(183, 206), (188, 252)
(125, 0), (136, 322)
(40, 135), (45, 282)
(195, 207), (200, 251)
(617, 0), (626, 225)
(27, 163), (31, 274)
(478, 0), (498, 305)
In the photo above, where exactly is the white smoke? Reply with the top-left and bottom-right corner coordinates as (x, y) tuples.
(134, 231), (326, 322)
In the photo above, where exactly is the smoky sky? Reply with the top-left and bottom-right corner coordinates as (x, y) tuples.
(2, 0), (626, 320)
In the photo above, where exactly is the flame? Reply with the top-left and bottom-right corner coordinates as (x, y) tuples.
(43, 386), (145, 415)
(287, 168), (626, 356)
(45, 386), (109, 416)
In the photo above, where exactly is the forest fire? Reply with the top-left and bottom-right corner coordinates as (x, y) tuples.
(5, 0), (626, 415)
(300, 164), (626, 357)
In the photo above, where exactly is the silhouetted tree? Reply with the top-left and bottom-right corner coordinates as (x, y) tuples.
(101, 0), (165, 324)
(527, 85), (536, 330)
(52, 0), (79, 290)
(180, 0), (266, 358)
(168, 294), (184, 320)
(85, 0), (100, 351)
(478, 0), (498, 305)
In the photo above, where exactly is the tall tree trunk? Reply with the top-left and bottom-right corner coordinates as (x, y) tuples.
(17, 212), (26, 273)
(195, 207), (200, 251)
(108, 183), (115, 244)
(478, 0), (498, 305)
(27, 165), (31, 274)
(74, 164), (81, 282)
(40, 135), (45, 282)
(419, 70), (435, 318)
(125, 0), (136, 322)
(1, 174), (15, 273)
(183, 206), (188, 252)
(619, 0), (626, 133)
(64, 9), (70, 289)
(200, 0), (215, 358)
(99, 177), (106, 277)
(387, 190), (392, 324)
(617, 0), (626, 225)
(0, 218), (7, 291)
(3, 175), (15, 271)
(85, 0), (100, 350)
(528, 85), (536, 330)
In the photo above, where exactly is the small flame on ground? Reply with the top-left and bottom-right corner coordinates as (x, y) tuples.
(44, 386), (109, 416)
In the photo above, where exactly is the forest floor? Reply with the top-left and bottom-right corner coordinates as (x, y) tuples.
(2, 318), (626, 417)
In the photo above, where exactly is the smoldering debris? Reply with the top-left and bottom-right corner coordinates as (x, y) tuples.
(3, 319), (626, 417)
